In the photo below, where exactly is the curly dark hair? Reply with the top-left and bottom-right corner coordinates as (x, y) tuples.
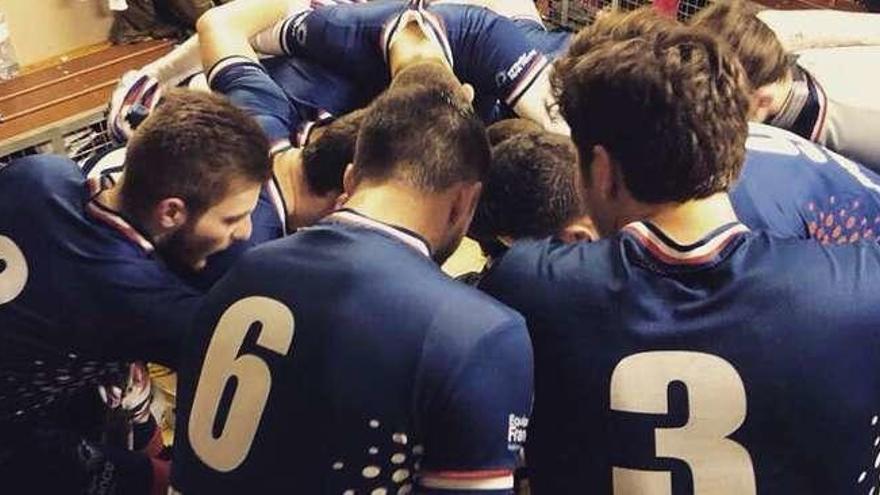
(472, 131), (583, 241)
(552, 11), (751, 203)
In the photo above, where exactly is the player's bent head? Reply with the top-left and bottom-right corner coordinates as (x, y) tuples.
(352, 83), (490, 263)
(472, 130), (594, 253)
(354, 83), (489, 191)
(122, 89), (272, 270)
(486, 118), (544, 147)
(690, 0), (790, 119)
(553, 26), (750, 233)
(289, 109), (368, 228)
(301, 109), (367, 196)
(390, 61), (475, 106)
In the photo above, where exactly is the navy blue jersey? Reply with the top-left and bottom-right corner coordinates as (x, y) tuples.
(172, 210), (533, 493)
(733, 123), (880, 244)
(0, 155), (200, 422)
(480, 221), (880, 494)
(263, 54), (366, 119)
(511, 18), (572, 61)
(208, 57), (309, 148)
(285, 1), (548, 110)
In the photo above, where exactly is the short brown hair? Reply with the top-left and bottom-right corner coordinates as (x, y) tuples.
(472, 131), (583, 241)
(301, 109), (367, 195)
(355, 82), (490, 191)
(562, 7), (680, 60)
(486, 118), (544, 147)
(552, 21), (751, 203)
(691, 0), (789, 88)
(122, 89), (272, 220)
(389, 61), (461, 93)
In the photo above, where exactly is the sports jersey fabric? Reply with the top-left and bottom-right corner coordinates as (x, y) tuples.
(732, 123), (880, 244)
(769, 47), (880, 171)
(480, 219), (880, 494)
(172, 209), (532, 493)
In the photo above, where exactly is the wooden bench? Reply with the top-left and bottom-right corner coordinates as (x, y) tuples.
(0, 39), (174, 158)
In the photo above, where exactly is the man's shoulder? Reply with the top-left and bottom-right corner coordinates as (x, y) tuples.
(1, 154), (82, 192)
(483, 236), (615, 290)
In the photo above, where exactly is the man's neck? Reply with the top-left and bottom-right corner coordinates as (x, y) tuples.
(94, 178), (159, 239)
(767, 72), (796, 120)
(622, 193), (739, 245)
(272, 149), (303, 225)
(342, 182), (452, 253)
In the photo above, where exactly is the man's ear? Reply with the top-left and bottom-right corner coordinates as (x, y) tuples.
(342, 163), (357, 196)
(559, 214), (598, 243)
(450, 181), (483, 229)
(153, 197), (188, 231)
(590, 144), (619, 202)
(461, 83), (475, 105)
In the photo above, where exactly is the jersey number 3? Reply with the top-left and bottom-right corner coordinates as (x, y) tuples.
(610, 351), (756, 494)
(189, 296), (295, 472)
(0, 235), (28, 305)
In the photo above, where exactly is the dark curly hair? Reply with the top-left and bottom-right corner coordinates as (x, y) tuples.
(552, 10), (751, 203)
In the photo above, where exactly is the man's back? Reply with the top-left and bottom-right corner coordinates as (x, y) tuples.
(481, 222), (880, 494)
(288, 2), (548, 111)
(173, 211), (532, 493)
(733, 123), (880, 243)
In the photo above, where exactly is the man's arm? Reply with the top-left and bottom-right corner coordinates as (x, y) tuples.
(419, 318), (534, 494)
(196, 0), (296, 71)
(757, 10), (880, 52)
(512, 67), (571, 135)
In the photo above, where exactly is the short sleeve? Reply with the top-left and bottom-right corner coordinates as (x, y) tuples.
(430, 5), (549, 107)
(83, 257), (203, 366)
(208, 57), (299, 145)
(419, 318), (534, 494)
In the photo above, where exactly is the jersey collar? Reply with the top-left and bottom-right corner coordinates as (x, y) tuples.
(85, 176), (155, 254)
(327, 208), (432, 258)
(769, 64), (828, 142)
(623, 221), (749, 267)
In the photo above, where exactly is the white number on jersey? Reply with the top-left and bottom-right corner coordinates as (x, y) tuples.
(189, 296), (295, 472)
(0, 235), (28, 305)
(610, 351), (756, 495)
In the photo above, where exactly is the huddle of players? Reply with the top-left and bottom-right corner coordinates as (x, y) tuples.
(3, 0), (880, 493)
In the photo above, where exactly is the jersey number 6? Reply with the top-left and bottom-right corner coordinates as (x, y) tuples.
(0, 235), (28, 305)
(610, 351), (756, 494)
(189, 296), (295, 472)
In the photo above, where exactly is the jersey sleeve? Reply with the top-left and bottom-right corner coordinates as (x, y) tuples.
(430, 5), (549, 108)
(207, 56), (299, 147)
(418, 317), (534, 494)
(82, 257), (203, 367)
(284, 3), (397, 85)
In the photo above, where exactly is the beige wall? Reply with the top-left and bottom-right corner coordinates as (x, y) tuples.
(0, 0), (113, 67)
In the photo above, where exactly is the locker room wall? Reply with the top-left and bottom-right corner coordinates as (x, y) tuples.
(0, 0), (112, 67)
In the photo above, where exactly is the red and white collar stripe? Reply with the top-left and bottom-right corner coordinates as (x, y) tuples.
(85, 177), (155, 254)
(624, 221), (749, 266)
(328, 210), (431, 258)
(808, 76), (828, 142)
(419, 469), (514, 491)
(503, 52), (550, 107)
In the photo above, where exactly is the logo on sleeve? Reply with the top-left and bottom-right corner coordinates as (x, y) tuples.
(508, 414), (529, 448)
(495, 49), (539, 89)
